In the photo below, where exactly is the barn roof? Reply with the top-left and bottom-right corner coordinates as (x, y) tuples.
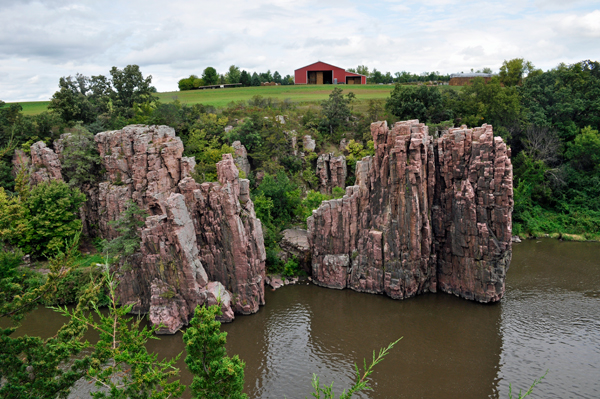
(450, 73), (493, 78)
(295, 61), (366, 77)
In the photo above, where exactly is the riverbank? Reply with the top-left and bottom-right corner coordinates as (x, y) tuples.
(515, 232), (600, 242)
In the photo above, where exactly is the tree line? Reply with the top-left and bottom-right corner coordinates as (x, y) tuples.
(178, 65), (295, 90)
(176, 59), (542, 90)
(384, 58), (600, 238)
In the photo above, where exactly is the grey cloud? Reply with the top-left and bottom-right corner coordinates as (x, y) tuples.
(303, 37), (350, 47)
(2, 0), (600, 101)
(460, 46), (485, 59)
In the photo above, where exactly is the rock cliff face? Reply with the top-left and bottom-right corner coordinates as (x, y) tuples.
(29, 142), (63, 185)
(232, 141), (251, 177)
(279, 229), (311, 274)
(316, 153), (347, 195)
(23, 125), (266, 333)
(307, 120), (512, 303)
(94, 126), (266, 329)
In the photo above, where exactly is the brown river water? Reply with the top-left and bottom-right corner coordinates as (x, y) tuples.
(5, 239), (600, 398)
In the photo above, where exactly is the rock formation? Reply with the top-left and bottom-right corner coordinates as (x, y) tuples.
(23, 125), (266, 333)
(285, 130), (298, 156)
(28, 142), (63, 185)
(232, 141), (251, 177)
(303, 135), (316, 152)
(308, 120), (512, 303)
(316, 153), (347, 195)
(280, 229), (311, 274)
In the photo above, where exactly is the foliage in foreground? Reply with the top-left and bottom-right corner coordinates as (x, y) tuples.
(0, 234), (91, 399)
(308, 338), (402, 399)
(508, 370), (548, 399)
(184, 304), (247, 399)
(57, 270), (185, 399)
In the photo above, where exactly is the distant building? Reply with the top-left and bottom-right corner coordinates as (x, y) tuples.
(449, 73), (493, 86)
(294, 61), (366, 85)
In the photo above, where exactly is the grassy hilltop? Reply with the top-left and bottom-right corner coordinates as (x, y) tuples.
(14, 84), (406, 115)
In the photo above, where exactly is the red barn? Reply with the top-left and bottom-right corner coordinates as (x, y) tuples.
(294, 61), (366, 85)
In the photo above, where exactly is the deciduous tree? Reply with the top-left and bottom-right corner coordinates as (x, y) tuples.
(226, 65), (242, 84)
(202, 67), (219, 86)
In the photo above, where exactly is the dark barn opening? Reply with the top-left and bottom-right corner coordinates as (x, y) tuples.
(308, 70), (333, 84)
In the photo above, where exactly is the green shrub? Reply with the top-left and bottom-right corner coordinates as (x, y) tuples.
(332, 186), (345, 198)
(102, 200), (147, 260)
(59, 124), (102, 189)
(300, 190), (332, 220)
(282, 256), (301, 278)
(25, 180), (86, 256)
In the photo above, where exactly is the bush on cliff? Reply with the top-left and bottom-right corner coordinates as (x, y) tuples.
(321, 87), (356, 138)
(185, 127), (234, 183)
(59, 124), (102, 189)
(101, 200), (147, 261)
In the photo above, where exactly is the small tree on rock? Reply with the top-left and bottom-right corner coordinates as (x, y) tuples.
(102, 200), (147, 260)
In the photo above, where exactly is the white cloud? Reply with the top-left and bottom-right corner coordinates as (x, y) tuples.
(0, 0), (599, 101)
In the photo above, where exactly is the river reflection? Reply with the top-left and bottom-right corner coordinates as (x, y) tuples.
(4, 239), (600, 398)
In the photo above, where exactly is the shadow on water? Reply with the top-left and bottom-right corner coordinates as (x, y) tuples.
(3, 238), (599, 398)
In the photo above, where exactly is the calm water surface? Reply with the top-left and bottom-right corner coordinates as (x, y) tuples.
(8, 239), (600, 398)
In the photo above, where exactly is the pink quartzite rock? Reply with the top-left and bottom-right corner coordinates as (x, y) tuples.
(149, 279), (190, 334)
(280, 229), (311, 274)
(232, 141), (251, 177)
(178, 154), (266, 315)
(95, 127), (265, 330)
(308, 120), (512, 303)
(303, 135), (316, 152)
(203, 281), (235, 322)
(29, 141), (63, 185)
(11, 149), (30, 177)
(20, 125), (266, 333)
(432, 124), (513, 302)
(316, 153), (347, 195)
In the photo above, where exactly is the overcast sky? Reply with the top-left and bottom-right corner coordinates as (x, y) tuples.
(1, 0), (599, 102)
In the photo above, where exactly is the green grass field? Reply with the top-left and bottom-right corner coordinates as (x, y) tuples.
(15, 101), (51, 116)
(5, 85), (396, 116)
(157, 84), (398, 108)
(7, 84), (461, 116)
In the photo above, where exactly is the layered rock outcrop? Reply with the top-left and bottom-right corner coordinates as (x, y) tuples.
(23, 125), (266, 332)
(308, 120), (512, 303)
(279, 229), (311, 274)
(232, 141), (251, 177)
(28, 142), (63, 185)
(95, 126), (265, 328)
(316, 153), (347, 195)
